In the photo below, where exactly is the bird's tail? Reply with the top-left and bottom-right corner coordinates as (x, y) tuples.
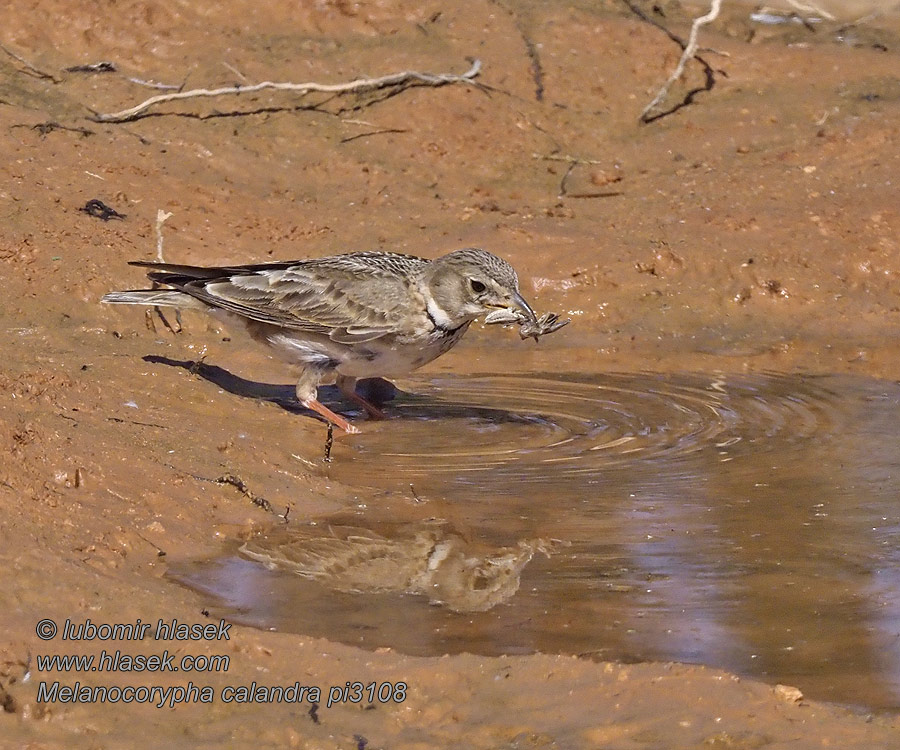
(101, 289), (203, 308)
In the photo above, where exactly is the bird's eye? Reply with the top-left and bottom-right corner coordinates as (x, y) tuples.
(470, 279), (487, 294)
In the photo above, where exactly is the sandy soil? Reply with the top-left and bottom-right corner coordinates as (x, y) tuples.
(2, 0), (900, 747)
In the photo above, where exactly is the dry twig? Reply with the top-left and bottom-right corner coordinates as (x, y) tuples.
(488, 0), (544, 101)
(11, 121), (94, 138)
(323, 423), (334, 463)
(783, 0), (835, 21)
(216, 474), (275, 513)
(532, 152), (605, 166)
(149, 209), (181, 334)
(155, 209), (173, 262)
(127, 76), (182, 91)
(92, 59), (482, 123)
(65, 61), (117, 74)
(640, 0), (722, 121)
(532, 153), (622, 198)
(0, 42), (60, 82)
(340, 128), (408, 144)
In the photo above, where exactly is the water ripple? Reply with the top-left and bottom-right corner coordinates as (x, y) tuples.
(351, 372), (846, 481)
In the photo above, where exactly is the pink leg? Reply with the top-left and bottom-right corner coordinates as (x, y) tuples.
(300, 397), (361, 434)
(296, 374), (360, 434)
(337, 375), (387, 420)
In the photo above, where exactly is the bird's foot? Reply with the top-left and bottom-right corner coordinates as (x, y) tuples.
(343, 391), (388, 421)
(301, 397), (361, 434)
(337, 376), (390, 421)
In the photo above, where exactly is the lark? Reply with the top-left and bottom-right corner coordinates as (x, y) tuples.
(102, 248), (542, 434)
(241, 523), (554, 613)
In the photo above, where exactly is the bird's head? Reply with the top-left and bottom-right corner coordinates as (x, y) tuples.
(423, 248), (536, 330)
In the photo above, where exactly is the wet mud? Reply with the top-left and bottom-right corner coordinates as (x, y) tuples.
(2, 0), (900, 747)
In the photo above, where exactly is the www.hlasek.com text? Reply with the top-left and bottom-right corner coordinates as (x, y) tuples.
(36, 649), (229, 673)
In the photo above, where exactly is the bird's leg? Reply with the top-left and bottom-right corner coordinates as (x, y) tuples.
(296, 375), (360, 435)
(336, 375), (387, 420)
(356, 377), (398, 404)
(303, 398), (360, 434)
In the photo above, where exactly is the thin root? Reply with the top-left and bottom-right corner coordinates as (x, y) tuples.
(216, 474), (275, 513)
(639, 0), (722, 122)
(324, 423), (334, 463)
(93, 59), (482, 123)
(152, 209), (181, 333)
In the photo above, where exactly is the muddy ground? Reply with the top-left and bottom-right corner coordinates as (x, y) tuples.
(2, 0), (900, 747)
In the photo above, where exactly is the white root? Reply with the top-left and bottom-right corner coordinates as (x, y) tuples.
(640, 0), (722, 120)
(94, 59), (482, 122)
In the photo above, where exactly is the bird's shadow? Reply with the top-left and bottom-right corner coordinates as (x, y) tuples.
(142, 355), (536, 428)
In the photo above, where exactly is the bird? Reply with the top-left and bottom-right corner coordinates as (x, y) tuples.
(102, 248), (539, 434)
(240, 523), (553, 613)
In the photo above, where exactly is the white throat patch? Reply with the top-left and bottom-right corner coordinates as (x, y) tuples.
(424, 292), (455, 330)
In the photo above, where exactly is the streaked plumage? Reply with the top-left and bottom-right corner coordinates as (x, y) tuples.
(102, 248), (538, 433)
(240, 524), (553, 613)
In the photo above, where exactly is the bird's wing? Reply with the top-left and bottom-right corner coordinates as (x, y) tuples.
(135, 253), (429, 339)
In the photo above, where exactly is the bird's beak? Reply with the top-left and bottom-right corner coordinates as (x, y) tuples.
(511, 291), (537, 322)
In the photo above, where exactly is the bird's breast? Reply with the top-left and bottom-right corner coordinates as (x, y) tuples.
(336, 323), (471, 378)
